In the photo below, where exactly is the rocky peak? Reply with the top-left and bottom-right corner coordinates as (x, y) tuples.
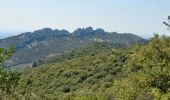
(73, 27), (94, 36)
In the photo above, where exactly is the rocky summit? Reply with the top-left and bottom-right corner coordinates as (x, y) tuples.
(0, 27), (146, 67)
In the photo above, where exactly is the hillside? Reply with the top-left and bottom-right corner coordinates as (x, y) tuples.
(15, 35), (170, 100)
(1, 35), (170, 100)
(17, 42), (130, 99)
(35, 42), (126, 66)
(0, 27), (146, 67)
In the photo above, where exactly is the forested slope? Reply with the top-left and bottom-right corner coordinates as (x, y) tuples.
(1, 35), (170, 100)
(17, 35), (170, 100)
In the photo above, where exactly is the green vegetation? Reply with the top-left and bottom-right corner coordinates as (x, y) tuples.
(18, 47), (127, 99)
(37, 42), (124, 65)
(0, 46), (20, 99)
(112, 34), (170, 100)
(2, 34), (170, 100)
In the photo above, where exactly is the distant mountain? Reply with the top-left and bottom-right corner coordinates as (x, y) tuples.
(0, 27), (146, 66)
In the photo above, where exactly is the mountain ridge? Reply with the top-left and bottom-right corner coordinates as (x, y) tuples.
(0, 27), (147, 67)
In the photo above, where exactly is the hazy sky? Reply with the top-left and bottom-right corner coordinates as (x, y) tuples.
(0, 0), (170, 39)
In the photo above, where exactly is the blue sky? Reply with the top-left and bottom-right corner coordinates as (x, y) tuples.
(0, 0), (170, 39)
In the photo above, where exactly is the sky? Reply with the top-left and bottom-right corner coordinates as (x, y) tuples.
(0, 0), (170, 39)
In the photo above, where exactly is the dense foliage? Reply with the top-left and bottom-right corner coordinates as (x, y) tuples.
(113, 35), (170, 100)
(2, 35), (170, 100)
(0, 46), (20, 99)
